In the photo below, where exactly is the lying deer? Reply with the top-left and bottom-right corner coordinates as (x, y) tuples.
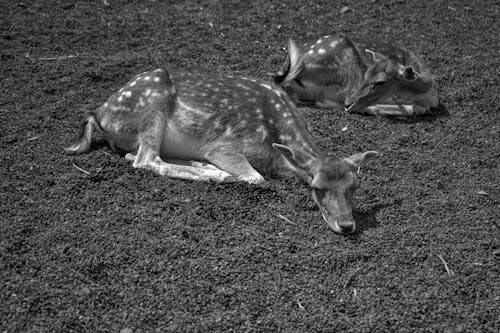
(65, 57), (377, 234)
(275, 34), (439, 116)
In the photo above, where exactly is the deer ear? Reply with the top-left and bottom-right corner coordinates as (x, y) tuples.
(273, 143), (312, 171)
(365, 49), (386, 62)
(399, 66), (420, 81)
(344, 151), (378, 170)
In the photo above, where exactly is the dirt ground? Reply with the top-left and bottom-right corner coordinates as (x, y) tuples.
(1, 0), (499, 332)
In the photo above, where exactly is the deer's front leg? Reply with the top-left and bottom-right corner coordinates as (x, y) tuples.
(125, 153), (233, 183)
(362, 104), (415, 116)
(203, 149), (265, 184)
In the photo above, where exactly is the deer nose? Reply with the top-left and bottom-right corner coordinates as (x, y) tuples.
(337, 214), (356, 234)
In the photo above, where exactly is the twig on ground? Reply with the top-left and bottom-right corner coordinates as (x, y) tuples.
(72, 163), (90, 175)
(437, 254), (455, 276)
(38, 55), (78, 61)
(296, 299), (306, 311)
(27, 135), (39, 142)
(277, 214), (295, 225)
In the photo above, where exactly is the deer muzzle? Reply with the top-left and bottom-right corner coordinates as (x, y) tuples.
(322, 212), (356, 234)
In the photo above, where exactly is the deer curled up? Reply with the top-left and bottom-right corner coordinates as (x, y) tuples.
(275, 34), (439, 116)
(65, 52), (377, 234)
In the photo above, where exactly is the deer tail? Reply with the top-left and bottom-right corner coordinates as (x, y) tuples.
(274, 39), (303, 87)
(64, 114), (97, 154)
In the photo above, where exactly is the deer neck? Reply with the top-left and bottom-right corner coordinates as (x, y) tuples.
(274, 113), (321, 179)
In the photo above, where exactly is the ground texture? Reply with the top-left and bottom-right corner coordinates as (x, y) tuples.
(1, 0), (499, 332)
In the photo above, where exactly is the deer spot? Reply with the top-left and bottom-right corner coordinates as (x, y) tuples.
(150, 92), (163, 99)
(137, 97), (146, 107)
(279, 134), (293, 142)
(260, 83), (273, 91)
(256, 125), (268, 140)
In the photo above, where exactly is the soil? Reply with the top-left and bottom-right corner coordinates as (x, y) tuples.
(1, 0), (499, 332)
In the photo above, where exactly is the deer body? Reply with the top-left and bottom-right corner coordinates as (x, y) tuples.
(275, 34), (439, 116)
(66, 67), (377, 234)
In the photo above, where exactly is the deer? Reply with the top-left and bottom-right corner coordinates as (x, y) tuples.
(65, 49), (378, 235)
(275, 34), (439, 116)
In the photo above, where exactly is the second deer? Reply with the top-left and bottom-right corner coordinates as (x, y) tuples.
(275, 34), (439, 116)
(65, 57), (378, 234)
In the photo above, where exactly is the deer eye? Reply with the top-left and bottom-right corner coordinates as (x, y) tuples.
(373, 80), (386, 87)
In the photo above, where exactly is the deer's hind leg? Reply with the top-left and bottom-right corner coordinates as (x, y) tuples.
(125, 120), (233, 183)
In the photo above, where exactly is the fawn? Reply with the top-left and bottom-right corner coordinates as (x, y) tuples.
(65, 56), (378, 234)
(275, 34), (439, 116)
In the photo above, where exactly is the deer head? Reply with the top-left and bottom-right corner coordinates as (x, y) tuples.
(345, 50), (433, 113)
(273, 143), (378, 234)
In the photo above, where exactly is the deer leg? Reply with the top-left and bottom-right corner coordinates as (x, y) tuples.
(203, 150), (265, 184)
(316, 86), (346, 109)
(127, 150), (232, 182)
(125, 126), (232, 182)
(362, 104), (415, 116)
(160, 158), (222, 171)
(316, 99), (344, 109)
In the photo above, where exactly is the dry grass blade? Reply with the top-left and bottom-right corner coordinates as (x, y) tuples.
(437, 254), (455, 276)
(72, 163), (90, 175)
(277, 214), (295, 225)
(296, 299), (306, 311)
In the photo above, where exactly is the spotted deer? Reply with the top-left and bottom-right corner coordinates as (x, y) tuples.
(65, 61), (378, 234)
(275, 34), (439, 116)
